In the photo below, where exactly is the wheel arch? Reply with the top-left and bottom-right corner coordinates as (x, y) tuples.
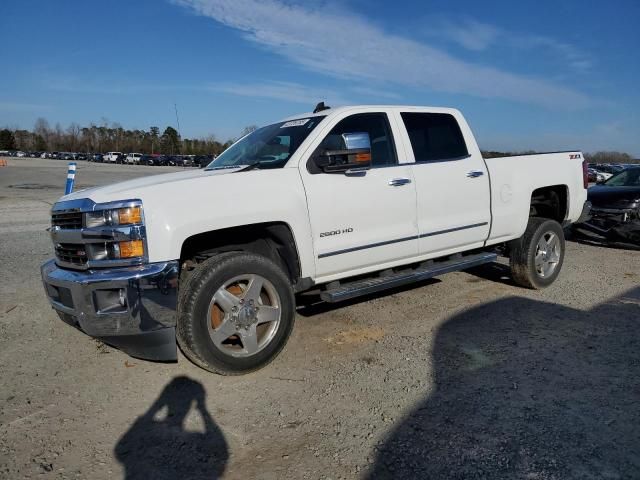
(529, 185), (569, 223)
(179, 221), (302, 284)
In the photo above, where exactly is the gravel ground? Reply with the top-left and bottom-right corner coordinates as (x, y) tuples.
(0, 157), (639, 479)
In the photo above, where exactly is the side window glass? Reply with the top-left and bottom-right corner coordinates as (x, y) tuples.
(319, 113), (397, 167)
(400, 113), (468, 162)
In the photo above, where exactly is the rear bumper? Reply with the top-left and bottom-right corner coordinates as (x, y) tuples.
(41, 259), (179, 361)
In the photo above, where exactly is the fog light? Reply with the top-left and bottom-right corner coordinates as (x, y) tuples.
(119, 240), (144, 258)
(119, 288), (127, 307)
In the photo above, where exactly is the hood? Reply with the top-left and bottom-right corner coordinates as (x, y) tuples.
(62, 167), (243, 202)
(587, 185), (640, 209)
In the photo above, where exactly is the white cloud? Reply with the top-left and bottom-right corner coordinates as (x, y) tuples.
(173, 0), (592, 109)
(432, 18), (593, 72)
(434, 18), (500, 52)
(208, 81), (351, 105)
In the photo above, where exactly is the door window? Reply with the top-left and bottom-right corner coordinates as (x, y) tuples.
(318, 113), (397, 167)
(401, 113), (468, 162)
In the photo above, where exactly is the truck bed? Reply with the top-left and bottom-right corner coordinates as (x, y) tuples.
(483, 151), (586, 245)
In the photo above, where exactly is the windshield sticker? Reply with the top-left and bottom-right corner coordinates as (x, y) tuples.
(281, 119), (309, 128)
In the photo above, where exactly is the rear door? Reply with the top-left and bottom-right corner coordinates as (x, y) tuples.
(301, 111), (418, 279)
(394, 110), (491, 255)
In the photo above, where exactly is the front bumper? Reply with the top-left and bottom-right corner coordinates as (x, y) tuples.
(572, 204), (640, 246)
(41, 259), (179, 361)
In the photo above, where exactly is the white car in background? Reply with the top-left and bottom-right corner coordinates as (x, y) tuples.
(104, 152), (123, 163)
(125, 153), (143, 165)
(16, 151), (26, 157)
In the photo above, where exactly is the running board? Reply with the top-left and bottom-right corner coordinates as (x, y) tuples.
(320, 252), (497, 303)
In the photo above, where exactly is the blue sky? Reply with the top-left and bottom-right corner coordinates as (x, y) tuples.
(1, 0), (639, 155)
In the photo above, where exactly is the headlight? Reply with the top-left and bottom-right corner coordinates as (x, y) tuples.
(83, 203), (146, 262)
(85, 206), (143, 228)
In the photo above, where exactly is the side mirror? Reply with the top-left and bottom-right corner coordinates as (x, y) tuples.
(314, 132), (371, 173)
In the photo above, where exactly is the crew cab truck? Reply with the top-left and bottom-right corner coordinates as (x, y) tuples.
(41, 105), (591, 375)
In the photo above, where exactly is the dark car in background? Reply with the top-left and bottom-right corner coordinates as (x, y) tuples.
(573, 167), (640, 247)
(193, 155), (214, 168)
(139, 154), (156, 166)
(151, 155), (170, 166)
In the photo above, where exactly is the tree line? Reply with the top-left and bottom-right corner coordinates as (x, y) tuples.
(0, 118), (235, 156)
(0, 119), (636, 163)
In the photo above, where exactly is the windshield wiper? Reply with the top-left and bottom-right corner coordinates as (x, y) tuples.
(235, 162), (262, 172)
(206, 164), (250, 171)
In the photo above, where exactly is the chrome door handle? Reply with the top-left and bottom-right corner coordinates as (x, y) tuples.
(388, 178), (412, 186)
(466, 170), (484, 178)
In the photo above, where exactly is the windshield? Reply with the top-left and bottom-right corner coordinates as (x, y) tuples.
(206, 117), (325, 170)
(603, 168), (640, 187)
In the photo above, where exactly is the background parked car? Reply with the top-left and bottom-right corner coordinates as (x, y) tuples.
(193, 155), (214, 168)
(125, 153), (143, 164)
(139, 154), (155, 166)
(573, 166), (640, 246)
(104, 152), (122, 163)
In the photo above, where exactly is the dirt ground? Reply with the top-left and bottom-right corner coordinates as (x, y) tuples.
(1, 157), (639, 479)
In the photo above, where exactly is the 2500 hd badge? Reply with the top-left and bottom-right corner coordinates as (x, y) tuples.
(320, 227), (354, 237)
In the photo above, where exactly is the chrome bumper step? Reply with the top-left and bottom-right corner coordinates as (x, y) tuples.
(320, 252), (497, 303)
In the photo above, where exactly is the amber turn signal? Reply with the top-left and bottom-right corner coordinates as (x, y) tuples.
(117, 206), (142, 225)
(355, 152), (371, 163)
(118, 240), (144, 258)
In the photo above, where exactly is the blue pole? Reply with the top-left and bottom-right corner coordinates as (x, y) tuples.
(65, 162), (76, 195)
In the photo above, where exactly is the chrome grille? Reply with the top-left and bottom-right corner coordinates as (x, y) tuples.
(55, 243), (88, 266)
(52, 212), (83, 229)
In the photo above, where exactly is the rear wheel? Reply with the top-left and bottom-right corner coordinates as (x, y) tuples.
(177, 252), (295, 375)
(509, 217), (565, 289)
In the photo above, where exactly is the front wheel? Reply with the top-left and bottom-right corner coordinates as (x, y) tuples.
(509, 217), (565, 289)
(177, 252), (295, 375)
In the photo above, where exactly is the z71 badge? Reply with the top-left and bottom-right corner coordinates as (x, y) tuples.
(320, 228), (354, 238)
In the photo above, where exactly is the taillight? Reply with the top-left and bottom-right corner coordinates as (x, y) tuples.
(582, 159), (588, 189)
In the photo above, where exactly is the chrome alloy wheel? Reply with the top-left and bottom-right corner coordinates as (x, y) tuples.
(206, 274), (281, 358)
(535, 231), (561, 278)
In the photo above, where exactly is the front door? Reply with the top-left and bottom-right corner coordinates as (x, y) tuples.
(301, 112), (418, 279)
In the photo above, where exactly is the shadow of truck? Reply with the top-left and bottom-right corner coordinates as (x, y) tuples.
(367, 287), (640, 479)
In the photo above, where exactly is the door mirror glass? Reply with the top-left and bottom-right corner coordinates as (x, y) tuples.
(314, 132), (371, 173)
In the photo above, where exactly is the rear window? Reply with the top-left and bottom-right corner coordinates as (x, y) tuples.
(400, 112), (468, 162)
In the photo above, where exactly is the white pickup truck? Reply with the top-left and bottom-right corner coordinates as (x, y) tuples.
(41, 105), (590, 374)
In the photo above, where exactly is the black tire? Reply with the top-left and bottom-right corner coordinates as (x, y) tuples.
(509, 217), (565, 289)
(177, 252), (295, 375)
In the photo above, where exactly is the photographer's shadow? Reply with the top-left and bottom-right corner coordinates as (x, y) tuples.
(115, 376), (228, 479)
